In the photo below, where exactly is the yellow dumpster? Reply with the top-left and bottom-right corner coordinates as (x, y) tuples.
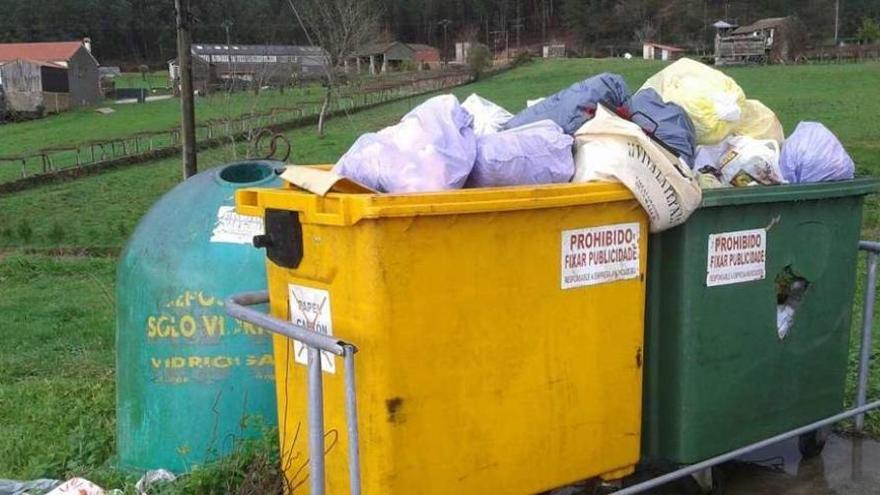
(236, 178), (648, 494)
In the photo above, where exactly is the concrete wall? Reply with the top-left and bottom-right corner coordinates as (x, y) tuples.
(0, 60), (44, 112)
(67, 46), (100, 107)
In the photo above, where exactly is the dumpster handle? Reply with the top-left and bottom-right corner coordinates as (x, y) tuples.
(225, 291), (362, 495)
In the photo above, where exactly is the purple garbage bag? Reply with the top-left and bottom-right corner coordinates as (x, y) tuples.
(467, 120), (574, 188)
(503, 72), (631, 134)
(333, 95), (477, 193)
(779, 122), (854, 183)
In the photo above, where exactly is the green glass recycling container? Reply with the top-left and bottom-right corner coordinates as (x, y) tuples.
(117, 161), (282, 472)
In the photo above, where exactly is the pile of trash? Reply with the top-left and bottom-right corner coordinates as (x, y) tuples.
(0, 471), (175, 495)
(330, 58), (855, 232)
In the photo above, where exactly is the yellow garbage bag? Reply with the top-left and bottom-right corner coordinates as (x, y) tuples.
(641, 58), (747, 145)
(733, 99), (785, 144)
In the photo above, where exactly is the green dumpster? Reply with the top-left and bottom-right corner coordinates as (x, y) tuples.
(643, 178), (879, 465)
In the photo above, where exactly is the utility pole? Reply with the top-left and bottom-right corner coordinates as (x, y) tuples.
(541, 0), (548, 43)
(834, 0), (840, 45)
(438, 19), (452, 67)
(222, 19), (234, 78)
(175, 0), (197, 179)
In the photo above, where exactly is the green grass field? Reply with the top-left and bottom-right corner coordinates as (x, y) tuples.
(113, 71), (170, 91)
(0, 84), (328, 160)
(1, 58), (879, 489)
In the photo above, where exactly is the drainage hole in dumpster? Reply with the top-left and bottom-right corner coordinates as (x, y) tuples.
(775, 266), (810, 340)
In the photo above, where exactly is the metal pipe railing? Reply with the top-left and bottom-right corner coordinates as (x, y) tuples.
(613, 399), (880, 495)
(228, 238), (880, 495)
(225, 291), (361, 495)
(615, 239), (880, 494)
(856, 247), (878, 431)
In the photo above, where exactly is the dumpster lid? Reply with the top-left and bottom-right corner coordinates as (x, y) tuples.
(236, 178), (638, 226)
(700, 178), (880, 208)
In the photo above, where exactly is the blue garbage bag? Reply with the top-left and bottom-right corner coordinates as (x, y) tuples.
(779, 122), (854, 183)
(333, 95), (477, 193)
(503, 73), (631, 135)
(467, 120), (574, 188)
(630, 88), (697, 166)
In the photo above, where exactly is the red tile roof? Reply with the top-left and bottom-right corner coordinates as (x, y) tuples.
(0, 41), (84, 63)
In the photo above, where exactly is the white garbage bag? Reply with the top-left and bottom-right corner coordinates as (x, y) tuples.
(696, 136), (785, 187)
(573, 106), (702, 233)
(461, 93), (513, 136)
(526, 97), (546, 107)
(333, 95), (477, 193)
(46, 478), (104, 495)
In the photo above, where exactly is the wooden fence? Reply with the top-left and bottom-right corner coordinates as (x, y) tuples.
(803, 43), (880, 63)
(0, 69), (473, 187)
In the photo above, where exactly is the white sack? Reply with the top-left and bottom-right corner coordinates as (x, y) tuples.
(573, 106), (702, 233)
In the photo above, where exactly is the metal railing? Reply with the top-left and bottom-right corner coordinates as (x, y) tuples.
(613, 239), (880, 495)
(225, 291), (361, 495)
(226, 240), (879, 494)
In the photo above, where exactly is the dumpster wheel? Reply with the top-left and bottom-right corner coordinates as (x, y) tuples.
(798, 426), (831, 458)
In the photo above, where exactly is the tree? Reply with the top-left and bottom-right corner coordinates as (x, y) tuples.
(466, 43), (492, 78)
(856, 17), (880, 42)
(289, 0), (381, 136)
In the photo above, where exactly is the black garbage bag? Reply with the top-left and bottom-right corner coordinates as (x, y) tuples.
(503, 72), (631, 135)
(630, 88), (697, 166)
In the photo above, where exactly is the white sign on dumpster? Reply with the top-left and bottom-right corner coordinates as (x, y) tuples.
(288, 284), (335, 374)
(706, 228), (766, 287)
(210, 205), (264, 244)
(561, 222), (641, 289)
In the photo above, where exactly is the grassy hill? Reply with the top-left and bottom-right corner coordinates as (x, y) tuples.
(1, 58), (879, 487)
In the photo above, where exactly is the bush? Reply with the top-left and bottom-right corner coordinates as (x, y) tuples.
(467, 44), (493, 79)
(511, 50), (534, 67)
(857, 17), (880, 43)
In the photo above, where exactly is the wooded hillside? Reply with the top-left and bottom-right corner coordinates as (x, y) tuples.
(0, 0), (877, 64)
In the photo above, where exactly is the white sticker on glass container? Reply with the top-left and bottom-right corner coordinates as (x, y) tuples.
(210, 206), (264, 244)
(561, 222), (641, 289)
(706, 228), (766, 287)
(288, 284), (335, 374)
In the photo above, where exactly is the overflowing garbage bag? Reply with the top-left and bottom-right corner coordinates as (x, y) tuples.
(733, 99), (784, 144)
(630, 88), (697, 166)
(467, 120), (574, 188)
(504, 73), (631, 134)
(696, 136), (785, 187)
(333, 95), (477, 193)
(462, 93), (513, 136)
(641, 58), (746, 145)
(780, 122), (855, 184)
(328, 57), (856, 201)
(573, 106), (702, 232)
